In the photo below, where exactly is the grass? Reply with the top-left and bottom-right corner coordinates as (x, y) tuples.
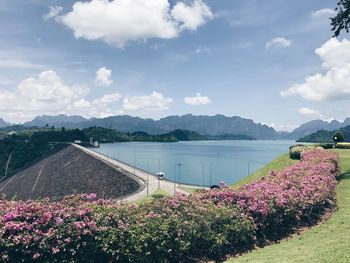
(179, 185), (202, 193)
(134, 188), (171, 204)
(232, 153), (297, 189)
(227, 149), (350, 263)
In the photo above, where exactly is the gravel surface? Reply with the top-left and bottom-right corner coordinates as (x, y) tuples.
(0, 145), (141, 200)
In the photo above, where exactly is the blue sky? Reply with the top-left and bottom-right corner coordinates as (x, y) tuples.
(0, 0), (348, 131)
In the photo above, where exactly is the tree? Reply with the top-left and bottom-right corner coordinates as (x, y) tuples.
(331, 0), (350, 36)
(333, 132), (344, 143)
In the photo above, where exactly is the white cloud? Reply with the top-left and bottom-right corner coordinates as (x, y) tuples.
(93, 93), (121, 104)
(0, 58), (43, 69)
(171, 0), (214, 31)
(298, 107), (322, 117)
(123, 92), (172, 111)
(195, 46), (210, 54)
(0, 70), (122, 122)
(184, 93), (211, 105)
(281, 38), (350, 101)
(95, 67), (113, 87)
(311, 8), (336, 19)
(58, 0), (213, 48)
(265, 37), (291, 49)
(43, 6), (63, 20)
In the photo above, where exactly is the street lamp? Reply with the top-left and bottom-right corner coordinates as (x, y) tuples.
(174, 164), (177, 195)
(209, 163), (212, 187)
(146, 163), (149, 196)
(177, 163), (182, 186)
(200, 161), (205, 188)
(157, 159), (161, 189)
(133, 156), (136, 175)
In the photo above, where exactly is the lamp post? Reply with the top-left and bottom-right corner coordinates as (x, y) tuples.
(209, 163), (212, 187)
(133, 156), (136, 175)
(157, 159), (161, 189)
(147, 163), (149, 196)
(200, 161), (205, 188)
(174, 164), (177, 195)
(177, 163), (182, 187)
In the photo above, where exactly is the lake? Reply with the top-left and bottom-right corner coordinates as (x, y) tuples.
(93, 140), (297, 186)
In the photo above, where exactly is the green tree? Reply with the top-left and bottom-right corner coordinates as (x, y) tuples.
(333, 132), (344, 143)
(331, 0), (350, 36)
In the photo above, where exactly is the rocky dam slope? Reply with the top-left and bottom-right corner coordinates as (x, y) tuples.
(0, 145), (141, 200)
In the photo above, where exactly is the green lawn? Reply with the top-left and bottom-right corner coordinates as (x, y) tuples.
(232, 153), (297, 189)
(179, 185), (202, 193)
(133, 188), (171, 204)
(227, 149), (350, 263)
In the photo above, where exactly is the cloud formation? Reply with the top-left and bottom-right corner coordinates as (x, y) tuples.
(43, 6), (63, 20)
(265, 37), (291, 49)
(95, 67), (113, 87)
(298, 107), (322, 117)
(0, 70), (121, 122)
(311, 8), (336, 19)
(281, 38), (350, 101)
(184, 93), (211, 105)
(58, 0), (213, 48)
(123, 92), (172, 110)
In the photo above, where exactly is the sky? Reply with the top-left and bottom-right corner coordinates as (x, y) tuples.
(0, 0), (348, 131)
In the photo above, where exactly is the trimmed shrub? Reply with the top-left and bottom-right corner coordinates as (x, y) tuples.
(336, 142), (350, 149)
(289, 144), (322, 159)
(0, 149), (339, 262)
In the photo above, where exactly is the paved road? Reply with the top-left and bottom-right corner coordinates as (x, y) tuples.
(72, 144), (190, 202)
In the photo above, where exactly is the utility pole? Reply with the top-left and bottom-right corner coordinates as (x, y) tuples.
(134, 156), (136, 175)
(200, 161), (205, 188)
(178, 163), (182, 187)
(209, 163), (212, 187)
(174, 164), (177, 195)
(147, 163), (149, 196)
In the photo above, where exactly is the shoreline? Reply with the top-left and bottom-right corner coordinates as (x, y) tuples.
(72, 144), (204, 202)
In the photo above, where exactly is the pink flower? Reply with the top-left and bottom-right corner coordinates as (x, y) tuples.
(32, 253), (40, 259)
(3, 212), (14, 222)
(52, 247), (60, 254)
(74, 221), (86, 230)
(86, 193), (97, 201)
(55, 217), (63, 225)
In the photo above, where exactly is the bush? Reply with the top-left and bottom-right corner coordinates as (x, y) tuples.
(317, 143), (334, 149)
(336, 142), (350, 149)
(289, 144), (322, 159)
(0, 149), (339, 262)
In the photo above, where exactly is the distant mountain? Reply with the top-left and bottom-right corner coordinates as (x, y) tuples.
(22, 114), (278, 139)
(23, 114), (88, 128)
(287, 118), (350, 139)
(0, 118), (11, 128)
(77, 114), (277, 139)
(297, 125), (350, 143)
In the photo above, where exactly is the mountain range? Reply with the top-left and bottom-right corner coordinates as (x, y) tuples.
(0, 118), (11, 128)
(22, 114), (277, 139)
(297, 124), (350, 143)
(1, 114), (350, 140)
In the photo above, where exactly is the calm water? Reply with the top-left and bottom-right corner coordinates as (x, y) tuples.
(93, 140), (297, 186)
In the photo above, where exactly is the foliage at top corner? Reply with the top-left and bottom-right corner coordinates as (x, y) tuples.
(331, 0), (350, 36)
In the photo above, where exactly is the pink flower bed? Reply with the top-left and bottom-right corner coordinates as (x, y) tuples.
(0, 149), (339, 262)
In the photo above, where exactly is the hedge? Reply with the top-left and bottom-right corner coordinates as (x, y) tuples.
(0, 149), (339, 262)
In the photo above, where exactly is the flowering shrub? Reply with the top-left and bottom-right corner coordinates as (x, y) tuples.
(289, 144), (323, 159)
(0, 149), (339, 262)
(336, 142), (350, 149)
